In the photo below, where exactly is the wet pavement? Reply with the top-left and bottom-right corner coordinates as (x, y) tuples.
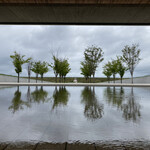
(0, 142), (150, 150)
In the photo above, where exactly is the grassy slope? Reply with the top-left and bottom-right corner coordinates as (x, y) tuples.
(0, 73), (128, 83)
(0, 74), (16, 77)
(28, 77), (121, 83)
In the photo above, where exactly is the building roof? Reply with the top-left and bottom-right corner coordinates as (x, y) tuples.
(0, 0), (150, 25)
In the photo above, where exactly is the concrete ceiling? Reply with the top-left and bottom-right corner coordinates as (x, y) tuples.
(0, 0), (150, 25)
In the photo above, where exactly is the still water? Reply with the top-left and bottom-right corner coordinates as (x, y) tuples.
(0, 86), (150, 143)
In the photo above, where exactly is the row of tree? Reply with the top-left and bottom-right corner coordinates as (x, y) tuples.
(10, 52), (71, 83)
(10, 44), (141, 83)
(80, 44), (141, 83)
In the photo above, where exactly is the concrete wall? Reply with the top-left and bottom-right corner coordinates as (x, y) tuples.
(111, 76), (150, 84)
(0, 75), (49, 83)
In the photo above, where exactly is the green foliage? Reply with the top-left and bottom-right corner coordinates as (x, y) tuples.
(80, 61), (92, 81)
(10, 51), (31, 82)
(103, 61), (112, 82)
(31, 61), (41, 82)
(122, 44), (141, 83)
(59, 58), (71, 78)
(84, 45), (104, 77)
(116, 57), (127, 83)
(10, 51), (31, 74)
(108, 59), (118, 83)
(32, 61), (41, 74)
(50, 55), (71, 82)
(39, 61), (49, 81)
(50, 56), (60, 78)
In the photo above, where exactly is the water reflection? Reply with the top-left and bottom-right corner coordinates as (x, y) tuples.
(52, 86), (70, 109)
(9, 86), (30, 113)
(9, 86), (141, 122)
(81, 86), (104, 121)
(104, 87), (141, 122)
(121, 88), (141, 122)
(30, 86), (49, 103)
(104, 87), (125, 109)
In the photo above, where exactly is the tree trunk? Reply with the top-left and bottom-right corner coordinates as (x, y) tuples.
(27, 86), (31, 102)
(131, 72), (133, 84)
(113, 74), (115, 83)
(59, 76), (61, 83)
(41, 74), (43, 83)
(17, 73), (20, 83)
(55, 74), (57, 83)
(121, 77), (122, 84)
(107, 76), (110, 83)
(36, 73), (38, 83)
(17, 85), (19, 91)
(93, 74), (95, 83)
(28, 75), (30, 83)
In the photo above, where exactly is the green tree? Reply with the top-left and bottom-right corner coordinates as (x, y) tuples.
(31, 61), (41, 83)
(103, 61), (112, 83)
(50, 56), (61, 83)
(50, 55), (71, 83)
(39, 61), (49, 82)
(61, 59), (71, 82)
(80, 61), (92, 82)
(84, 45), (104, 82)
(110, 59), (118, 83)
(122, 44), (141, 83)
(10, 51), (31, 83)
(117, 57), (127, 83)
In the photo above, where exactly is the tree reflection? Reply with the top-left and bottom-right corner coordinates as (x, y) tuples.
(52, 86), (70, 109)
(104, 87), (125, 109)
(104, 87), (141, 122)
(121, 87), (141, 122)
(81, 86), (104, 121)
(31, 86), (49, 103)
(9, 86), (30, 113)
(26, 86), (31, 102)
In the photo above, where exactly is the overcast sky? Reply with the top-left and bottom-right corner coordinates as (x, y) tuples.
(0, 25), (149, 78)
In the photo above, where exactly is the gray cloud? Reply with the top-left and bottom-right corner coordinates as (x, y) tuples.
(0, 25), (149, 78)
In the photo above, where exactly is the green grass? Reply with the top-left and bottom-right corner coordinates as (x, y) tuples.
(0, 74), (129, 83)
(0, 73), (16, 77)
(28, 77), (122, 83)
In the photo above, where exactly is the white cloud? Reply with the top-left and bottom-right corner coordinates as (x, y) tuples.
(0, 25), (149, 78)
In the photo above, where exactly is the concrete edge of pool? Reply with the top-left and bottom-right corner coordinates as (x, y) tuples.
(0, 82), (150, 87)
(0, 141), (150, 150)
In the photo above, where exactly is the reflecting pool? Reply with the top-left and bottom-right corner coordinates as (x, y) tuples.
(0, 86), (150, 143)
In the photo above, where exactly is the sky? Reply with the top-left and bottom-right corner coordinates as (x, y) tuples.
(0, 25), (150, 78)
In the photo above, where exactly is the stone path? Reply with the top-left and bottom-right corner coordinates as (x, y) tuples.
(0, 142), (150, 150)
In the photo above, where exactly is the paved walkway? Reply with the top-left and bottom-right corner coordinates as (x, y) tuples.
(0, 82), (150, 87)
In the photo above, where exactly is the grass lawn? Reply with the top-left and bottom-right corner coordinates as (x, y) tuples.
(27, 77), (122, 83)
